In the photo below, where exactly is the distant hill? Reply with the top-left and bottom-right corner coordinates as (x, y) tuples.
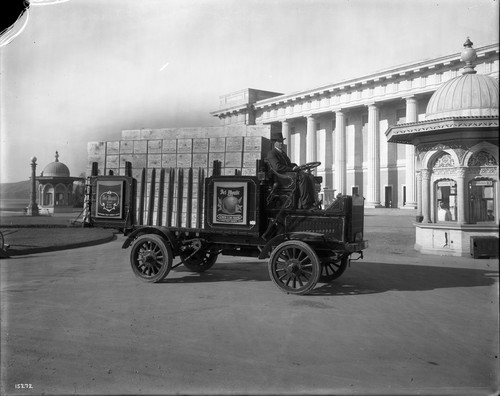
(1, 180), (86, 207)
(0, 180), (31, 199)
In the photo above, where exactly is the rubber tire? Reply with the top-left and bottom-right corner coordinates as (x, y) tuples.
(320, 254), (348, 282)
(268, 240), (321, 295)
(181, 249), (218, 272)
(130, 234), (172, 283)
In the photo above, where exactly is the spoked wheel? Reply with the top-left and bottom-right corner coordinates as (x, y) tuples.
(268, 240), (321, 295)
(130, 235), (172, 283)
(181, 248), (219, 272)
(320, 253), (348, 282)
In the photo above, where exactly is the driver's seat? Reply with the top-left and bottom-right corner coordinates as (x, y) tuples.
(264, 160), (323, 210)
(266, 165), (300, 210)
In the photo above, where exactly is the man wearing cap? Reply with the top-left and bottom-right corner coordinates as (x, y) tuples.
(266, 130), (317, 210)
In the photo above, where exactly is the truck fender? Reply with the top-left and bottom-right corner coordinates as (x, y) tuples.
(258, 232), (327, 259)
(121, 226), (178, 250)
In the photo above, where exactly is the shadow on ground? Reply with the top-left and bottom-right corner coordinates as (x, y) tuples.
(310, 261), (498, 296)
(160, 260), (498, 296)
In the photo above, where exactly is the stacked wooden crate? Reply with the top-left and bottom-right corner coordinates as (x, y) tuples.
(87, 125), (272, 227)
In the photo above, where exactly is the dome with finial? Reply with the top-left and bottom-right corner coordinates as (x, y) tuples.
(425, 38), (499, 120)
(41, 151), (71, 177)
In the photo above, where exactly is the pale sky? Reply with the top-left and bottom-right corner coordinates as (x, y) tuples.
(1, 0), (498, 183)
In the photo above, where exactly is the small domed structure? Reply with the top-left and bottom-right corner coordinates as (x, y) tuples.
(42, 152), (71, 177)
(36, 152), (82, 214)
(426, 38), (499, 120)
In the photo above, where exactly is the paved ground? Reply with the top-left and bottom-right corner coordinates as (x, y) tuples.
(1, 209), (499, 396)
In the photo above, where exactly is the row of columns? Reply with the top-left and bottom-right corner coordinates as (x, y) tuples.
(278, 97), (419, 208)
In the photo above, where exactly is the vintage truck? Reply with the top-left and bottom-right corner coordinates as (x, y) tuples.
(86, 160), (368, 295)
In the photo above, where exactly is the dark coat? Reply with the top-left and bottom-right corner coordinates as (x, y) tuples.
(266, 147), (316, 209)
(266, 147), (297, 173)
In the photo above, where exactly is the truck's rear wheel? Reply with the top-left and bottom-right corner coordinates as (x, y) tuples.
(268, 240), (320, 295)
(320, 254), (348, 282)
(130, 235), (172, 283)
(181, 249), (218, 272)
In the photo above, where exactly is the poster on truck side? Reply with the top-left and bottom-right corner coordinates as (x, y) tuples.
(96, 180), (123, 218)
(213, 181), (248, 225)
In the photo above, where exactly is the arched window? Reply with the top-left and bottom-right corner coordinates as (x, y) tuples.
(469, 178), (496, 223)
(467, 151), (497, 223)
(54, 185), (67, 206)
(44, 193), (52, 206)
(435, 179), (457, 222)
(42, 185), (53, 206)
(432, 153), (457, 222)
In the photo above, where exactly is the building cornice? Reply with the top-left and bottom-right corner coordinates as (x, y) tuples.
(254, 43), (499, 110)
(386, 116), (499, 144)
(209, 104), (250, 117)
(211, 88), (283, 117)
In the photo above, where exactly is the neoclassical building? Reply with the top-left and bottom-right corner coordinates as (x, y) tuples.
(210, 41), (499, 209)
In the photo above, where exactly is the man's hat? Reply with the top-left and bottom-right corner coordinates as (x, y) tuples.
(270, 125), (285, 142)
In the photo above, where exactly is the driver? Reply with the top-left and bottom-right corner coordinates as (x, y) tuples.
(266, 130), (318, 210)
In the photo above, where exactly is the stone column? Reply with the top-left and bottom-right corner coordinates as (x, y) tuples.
(281, 120), (291, 155)
(421, 169), (431, 223)
(416, 171), (423, 220)
(334, 110), (346, 195)
(298, 128), (307, 165)
(456, 168), (466, 224)
(316, 115), (333, 189)
(29, 157), (39, 216)
(281, 120), (290, 148)
(306, 115), (317, 165)
(366, 104), (382, 207)
(404, 96), (418, 209)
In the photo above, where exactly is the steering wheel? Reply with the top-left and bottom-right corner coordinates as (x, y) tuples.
(296, 161), (321, 172)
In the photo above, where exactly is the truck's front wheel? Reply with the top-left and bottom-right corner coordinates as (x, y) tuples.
(130, 234), (172, 283)
(268, 240), (320, 295)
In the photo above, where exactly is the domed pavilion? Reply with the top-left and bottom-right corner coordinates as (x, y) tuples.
(385, 38), (499, 256)
(37, 152), (82, 214)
